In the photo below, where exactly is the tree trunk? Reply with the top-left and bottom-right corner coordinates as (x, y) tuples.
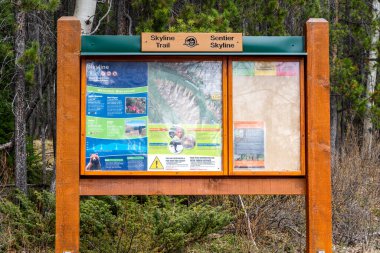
(49, 79), (56, 192)
(331, 0), (339, 157)
(74, 0), (98, 34)
(14, 3), (27, 194)
(41, 125), (47, 185)
(117, 0), (127, 35)
(50, 163), (56, 193)
(363, 0), (380, 154)
(105, 3), (113, 35)
(331, 95), (338, 156)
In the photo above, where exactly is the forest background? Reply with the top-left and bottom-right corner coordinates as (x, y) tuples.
(0, 0), (379, 252)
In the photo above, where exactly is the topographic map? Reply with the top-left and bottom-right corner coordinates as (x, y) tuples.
(148, 61), (222, 125)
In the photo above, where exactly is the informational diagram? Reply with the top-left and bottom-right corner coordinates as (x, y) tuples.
(85, 61), (223, 171)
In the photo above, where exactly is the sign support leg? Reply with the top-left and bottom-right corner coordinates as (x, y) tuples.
(56, 17), (81, 253)
(305, 18), (333, 253)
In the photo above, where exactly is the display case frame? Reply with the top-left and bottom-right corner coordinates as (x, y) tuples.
(227, 56), (305, 176)
(80, 56), (229, 176)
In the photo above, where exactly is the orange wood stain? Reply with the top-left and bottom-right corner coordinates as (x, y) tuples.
(56, 17), (81, 253)
(79, 177), (306, 195)
(305, 18), (333, 253)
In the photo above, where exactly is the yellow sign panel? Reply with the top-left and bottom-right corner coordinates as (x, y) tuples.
(150, 156), (164, 170)
(141, 33), (243, 52)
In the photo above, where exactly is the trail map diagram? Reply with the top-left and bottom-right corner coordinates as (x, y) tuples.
(148, 62), (222, 125)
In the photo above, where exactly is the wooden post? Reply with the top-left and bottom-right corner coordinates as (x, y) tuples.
(56, 17), (81, 253)
(305, 19), (333, 253)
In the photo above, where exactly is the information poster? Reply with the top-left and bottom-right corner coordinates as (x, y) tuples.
(234, 121), (265, 169)
(85, 61), (222, 172)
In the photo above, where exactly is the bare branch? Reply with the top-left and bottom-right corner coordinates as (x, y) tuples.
(238, 195), (258, 249)
(0, 141), (13, 151)
(124, 10), (133, 35)
(89, 0), (113, 35)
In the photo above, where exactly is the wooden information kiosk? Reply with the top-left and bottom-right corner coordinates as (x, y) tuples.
(56, 16), (331, 252)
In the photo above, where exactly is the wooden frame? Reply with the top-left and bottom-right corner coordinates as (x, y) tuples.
(56, 17), (332, 253)
(80, 177), (306, 195)
(227, 57), (306, 176)
(80, 56), (228, 176)
(81, 56), (305, 177)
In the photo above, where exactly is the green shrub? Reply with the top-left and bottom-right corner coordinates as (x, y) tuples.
(80, 196), (120, 252)
(0, 190), (55, 252)
(79, 196), (232, 253)
(151, 197), (232, 252)
(0, 193), (233, 253)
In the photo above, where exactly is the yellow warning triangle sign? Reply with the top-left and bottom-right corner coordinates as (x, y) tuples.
(149, 156), (164, 170)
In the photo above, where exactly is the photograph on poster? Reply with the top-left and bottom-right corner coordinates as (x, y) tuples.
(125, 119), (146, 137)
(125, 97), (146, 114)
(85, 153), (101, 170)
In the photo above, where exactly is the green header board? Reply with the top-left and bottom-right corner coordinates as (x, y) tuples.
(81, 36), (306, 56)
